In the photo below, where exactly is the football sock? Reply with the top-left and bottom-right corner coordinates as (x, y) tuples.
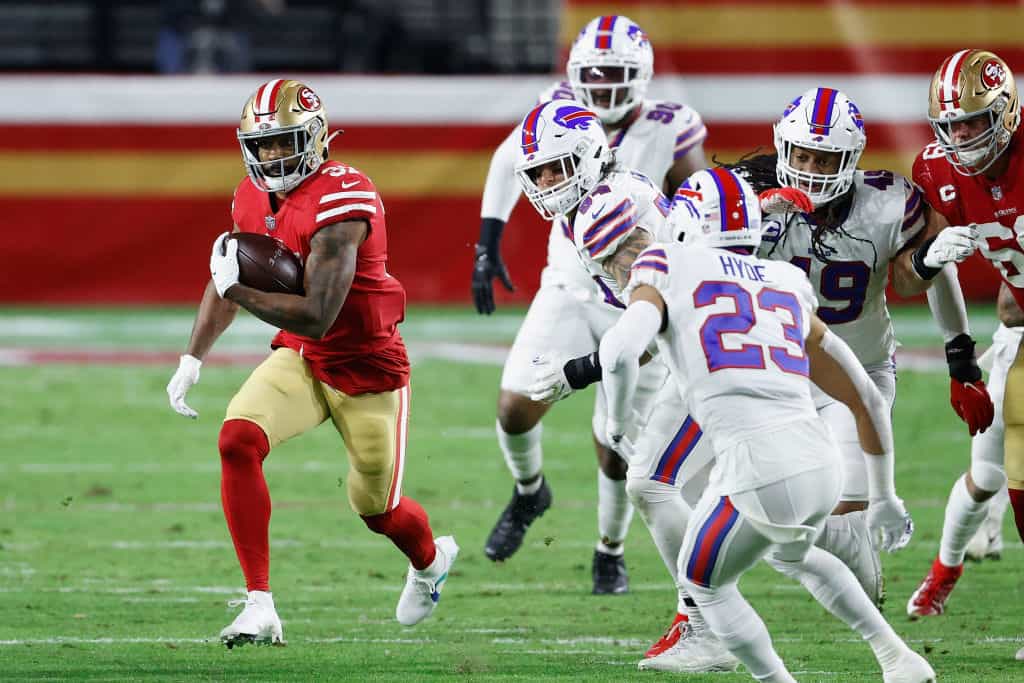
(496, 420), (543, 486)
(987, 485), (1010, 525)
(518, 477), (543, 496)
(362, 496), (436, 570)
(1008, 488), (1024, 543)
(219, 419), (272, 592)
(770, 546), (901, 666)
(939, 474), (988, 567)
(687, 582), (790, 681)
(626, 476), (689, 583)
(682, 595), (701, 629)
(597, 469), (633, 552)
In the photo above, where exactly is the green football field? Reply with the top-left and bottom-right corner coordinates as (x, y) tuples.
(0, 305), (1020, 681)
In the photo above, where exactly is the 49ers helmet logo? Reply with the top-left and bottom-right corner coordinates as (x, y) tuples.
(297, 87), (321, 111)
(981, 59), (1006, 90)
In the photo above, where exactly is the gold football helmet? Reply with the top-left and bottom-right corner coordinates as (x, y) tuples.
(928, 49), (1019, 176)
(237, 79), (330, 193)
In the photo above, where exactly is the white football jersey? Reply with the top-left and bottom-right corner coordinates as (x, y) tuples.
(486, 80), (707, 294)
(757, 170), (926, 366)
(555, 167), (673, 301)
(624, 242), (821, 461)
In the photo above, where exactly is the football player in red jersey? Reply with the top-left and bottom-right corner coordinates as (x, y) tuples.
(905, 51), (1024, 647)
(165, 80), (458, 647)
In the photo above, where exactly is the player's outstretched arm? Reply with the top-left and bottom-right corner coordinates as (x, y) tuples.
(166, 229), (242, 419)
(220, 220), (365, 339)
(598, 286), (665, 455)
(928, 273), (994, 435)
(805, 315), (913, 551)
(472, 130), (521, 314)
(894, 205), (978, 296)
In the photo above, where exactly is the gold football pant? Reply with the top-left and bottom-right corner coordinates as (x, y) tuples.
(1003, 341), (1024, 490)
(225, 347), (409, 515)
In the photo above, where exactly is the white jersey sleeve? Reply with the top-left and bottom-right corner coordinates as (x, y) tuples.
(894, 175), (927, 253)
(480, 80), (576, 222)
(608, 99), (707, 189)
(666, 101), (708, 163)
(480, 128), (521, 221)
(573, 169), (672, 266)
(623, 244), (672, 304)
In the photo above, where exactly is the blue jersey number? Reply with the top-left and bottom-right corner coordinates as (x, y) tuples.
(789, 257), (870, 325)
(694, 281), (808, 375)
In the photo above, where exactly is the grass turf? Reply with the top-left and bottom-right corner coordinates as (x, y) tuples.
(0, 306), (1020, 681)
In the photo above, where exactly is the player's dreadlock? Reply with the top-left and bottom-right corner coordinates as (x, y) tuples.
(714, 151), (879, 271)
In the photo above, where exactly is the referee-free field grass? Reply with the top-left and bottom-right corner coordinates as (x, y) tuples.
(0, 306), (1020, 681)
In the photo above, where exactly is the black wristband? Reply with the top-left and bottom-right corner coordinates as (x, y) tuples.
(563, 351), (602, 390)
(911, 234), (942, 280)
(478, 218), (506, 256)
(945, 333), (983, 383)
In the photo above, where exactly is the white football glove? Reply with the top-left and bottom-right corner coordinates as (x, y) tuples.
(166, 354), (202, 419)
(923, 224), (979, 268)
(528, 355), (575, 403)
(604, 415), (640, 461)
(867, 496), (914, 552)
(210, 232), (240, 298)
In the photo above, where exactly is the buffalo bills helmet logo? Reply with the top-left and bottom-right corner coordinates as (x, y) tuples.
(847, 101), (865, 130)
(782, 96), (802, 118)
(981, 59), (1006, 90)
(626, 23), (649, 47)
(553, 105), (599, 130)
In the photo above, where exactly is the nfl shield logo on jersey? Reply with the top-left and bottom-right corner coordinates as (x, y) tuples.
(265, 215), (277, 232)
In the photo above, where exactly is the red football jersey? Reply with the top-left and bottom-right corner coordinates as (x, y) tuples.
(231, 160), (410, 395)
(913, 122), (1024, 309)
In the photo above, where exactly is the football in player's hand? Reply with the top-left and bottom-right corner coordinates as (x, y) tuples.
(228, 233), (304, 295)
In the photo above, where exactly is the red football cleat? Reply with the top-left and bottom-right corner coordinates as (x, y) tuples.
(906, 556), (964, 618)
(645, 612), (688, 658)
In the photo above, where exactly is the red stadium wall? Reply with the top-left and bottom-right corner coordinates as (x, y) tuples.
(4, 119), (1003, 306)
(6, 0), (1020, 305)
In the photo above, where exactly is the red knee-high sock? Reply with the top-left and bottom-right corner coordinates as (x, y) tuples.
(1009, 488), (1024, 544)
(219, 419), (272, 592)
(362, 496), (436, 569)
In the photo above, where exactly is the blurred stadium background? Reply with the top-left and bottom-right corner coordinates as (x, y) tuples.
(4, 0), (1022, 305)
(3, 1), (1023, 680)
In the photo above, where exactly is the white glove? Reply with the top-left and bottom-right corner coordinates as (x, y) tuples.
(867, 496), (914, 552)
(923, 224), (979, 268)
(604, 415), (639, 460)
(528, 355), (574, 403)
(210, 232), (240, 298)
(166, 354), (202, 419)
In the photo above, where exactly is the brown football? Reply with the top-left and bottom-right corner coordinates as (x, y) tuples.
(228, 233), (304, 295)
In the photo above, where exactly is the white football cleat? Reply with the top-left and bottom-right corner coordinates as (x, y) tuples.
(396, 535), (458, 626)
(882, 648), (936, 682)
(219, 590), (284, 649)
(1016, 645), (1024, 661)
(637, 619), (739, 672)
(965, 514), (1003, 562)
